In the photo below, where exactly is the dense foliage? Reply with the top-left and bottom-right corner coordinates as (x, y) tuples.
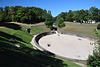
(0, 6), (50, 24)
(44, 11), (54, 30)
(97, 24), (100, 29)
(88, 25), (100, 67)
(56, 7), (100, 23)
(87, 45), (100, 67)
(56, 15), (65, 28)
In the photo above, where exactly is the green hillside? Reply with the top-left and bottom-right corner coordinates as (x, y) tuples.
(0, 22), (81, 67)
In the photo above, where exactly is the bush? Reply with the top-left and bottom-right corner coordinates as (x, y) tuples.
(87, 45), (100, 67)
(58, 23), (65, 28)
(97, 40), (100, 45)
(97, 24), (100, 29)
(48, 25), (53, 30)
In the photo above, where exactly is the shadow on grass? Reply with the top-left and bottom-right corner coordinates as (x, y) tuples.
(0, 44), (68, 67)
(0, 31), (23, 42)
(0, 46), (68, 67)
(0, 22), (21, 30)
(0, 31), (68, 67)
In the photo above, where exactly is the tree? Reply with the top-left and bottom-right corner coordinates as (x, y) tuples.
(58, 12), (67, 21)
(83, 10), (89, 23)
(0, 13), (7, 22)
(15, 7), (24, 22)
(8, 6), (15, 21)
(56, 15), (65, 28)
(74, 10), (80, 22)
(88, 7), (95, 20)
(27, 8), (36, 23)
(93, 8), (100, 22)
(42, 9), (47, 21)
(3, 6), (10, 21)
(20, 16), (28, 23)
(79, 9), (86, 24)
(65, 10), (74, 22)
(97, 24), (100, 29)
(89, 7), (100, 22)
(0, 14), (3, 22)
(4, 6), (9, 14)
(0, 7), (3, 12)
(45, 11), (54, 30)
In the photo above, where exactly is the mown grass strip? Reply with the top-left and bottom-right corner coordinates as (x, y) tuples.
(16, 40), (34, 48)
(0, 36), (9, 40)
(0, 40), (15, 46)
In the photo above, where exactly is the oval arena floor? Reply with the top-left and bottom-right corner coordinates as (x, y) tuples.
(39, 34), (96, 60)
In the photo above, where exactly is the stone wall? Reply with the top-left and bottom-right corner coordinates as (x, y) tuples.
(62, 31), (98, 41)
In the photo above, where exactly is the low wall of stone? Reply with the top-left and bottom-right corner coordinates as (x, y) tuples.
(34, 31), (56, 56)
(62, 31), (98, 41)
(34, 31), (98, 62)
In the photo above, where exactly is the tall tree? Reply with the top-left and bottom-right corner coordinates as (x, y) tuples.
(56, 15), (65, 28)
(15, 7), (24, 22)
(27, 8), (36, 23)
(79, 9), (85, 23)
(42, 9), (47, 21)
(45, 11), (54, 30)
(0, 7), (3, 12)
(0, 7), (3, 14)
(65, 10), (74, 22)
(83, 10), (89, 23)
(58, 12), (67, 21)
(74, 10), (80, 22)
(8, 6), (15, 21)
(0, 14), (3, 22)
(88, 7), (100, 22)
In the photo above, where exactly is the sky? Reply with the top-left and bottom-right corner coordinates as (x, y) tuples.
(0, 0), (100, 17)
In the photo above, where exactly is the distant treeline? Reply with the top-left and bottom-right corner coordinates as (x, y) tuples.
(0, 6), (100, 24)
(0, 6), (53, 24)
(56, 7), (100, 23)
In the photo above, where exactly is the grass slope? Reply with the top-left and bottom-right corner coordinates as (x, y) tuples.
(0, 31), (81, 67)
(0, 22), (81, 67)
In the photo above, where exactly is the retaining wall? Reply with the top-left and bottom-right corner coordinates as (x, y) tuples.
(62, 31), (98, 41)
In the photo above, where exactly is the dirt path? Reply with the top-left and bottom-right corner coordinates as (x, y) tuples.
(74, 62), (87, 67)
(10, 22), (45, 27)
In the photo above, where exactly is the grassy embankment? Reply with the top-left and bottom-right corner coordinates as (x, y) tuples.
(0, 22), (81, 67)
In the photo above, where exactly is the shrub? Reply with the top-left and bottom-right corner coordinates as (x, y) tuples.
(97, 40), (100, 45)
(87, 45), (100, 67)
(97, 24), (100, 29)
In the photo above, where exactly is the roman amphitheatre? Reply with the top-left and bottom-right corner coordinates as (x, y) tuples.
(31, 30), (98, 61)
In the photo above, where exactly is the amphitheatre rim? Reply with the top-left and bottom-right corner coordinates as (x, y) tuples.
(33, 31), (98, 61)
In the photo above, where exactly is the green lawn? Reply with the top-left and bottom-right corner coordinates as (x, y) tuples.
(62, 59), (82, 67)
(30, 26), (50, 35)
(62, 22), (97, 37)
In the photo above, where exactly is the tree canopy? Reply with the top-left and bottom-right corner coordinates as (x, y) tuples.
(0, 6), (49, 24)
(56, 15), (65, 28)
(44, 11), (54, 30)
(56, 7), (100, 23)
(0, 6), (100, 26)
